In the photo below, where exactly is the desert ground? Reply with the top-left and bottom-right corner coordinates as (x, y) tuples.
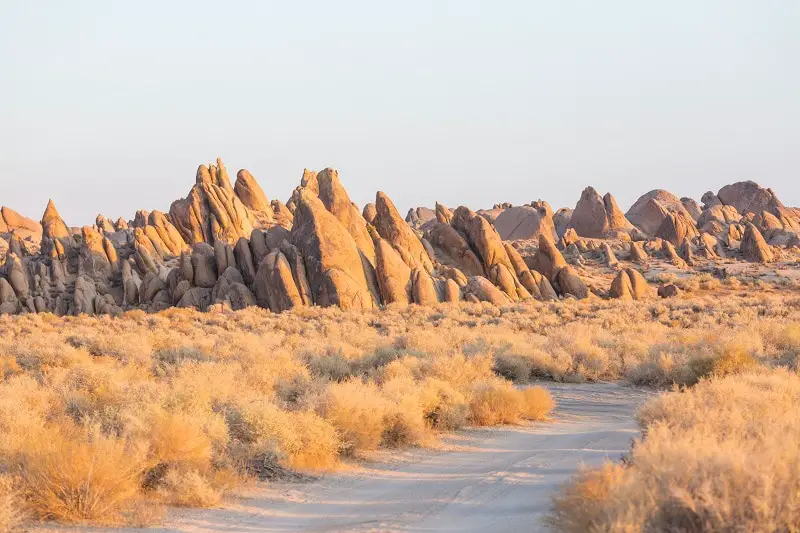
(28, 383), (650, 533)
(2, 164), (800, 531)
(1, 287), (800, 532)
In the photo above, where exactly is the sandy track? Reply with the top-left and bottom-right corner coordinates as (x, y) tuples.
(38, 383), (651, 533)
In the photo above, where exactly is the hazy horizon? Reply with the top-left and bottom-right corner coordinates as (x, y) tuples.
(2, 1), (798, 225)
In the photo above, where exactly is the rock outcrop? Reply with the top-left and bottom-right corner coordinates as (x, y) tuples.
(424, 222), (484, 277)
(654, 211), (700, 246)
(451, 207), (516, 275)
(40, 200), (73, 257)
(1, 206), (42, 242)
(626, 190), (694, 236)
(697, 204), (741, 233)
(254, 250), (306, 312)
(291, 189), (376, 310)
(362, 203), (377, 224)
(628, 241), (648, 263)
(566, 187), (634, 238)
(374, 238), (412, 305)
(681, 198), (703, 221)
(609, 268), (652, 300)
(316, 168), (376, 266)
(374, 192), (433, 273)
(718, 181), (785, 217)
(740, 223), (774, 263)
(234, 169), (273, 227)
(2, 158), (797, 318)
(493, 205), (557, 241)
(528, 234), (567, 283)
(553, 208), (572, 239)
(405, 207), (436, 230)
(169, 159), (255, 245)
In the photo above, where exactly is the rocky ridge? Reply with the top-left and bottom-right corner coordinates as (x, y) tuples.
(1, 162), (798, 316)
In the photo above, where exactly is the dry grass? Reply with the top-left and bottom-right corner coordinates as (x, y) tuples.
(0, 475), (24, 533)
(1, 289), (799, 526)
(550, 369), (800, 532)
(468, 379), (552, 426)
(19, 427), (145, 523)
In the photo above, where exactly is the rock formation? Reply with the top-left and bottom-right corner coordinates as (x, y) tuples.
(374, 238), (412, 305)
(553, 208), (572, 239)
(234, 169), (273, 227)
(566, 187), (634, 238)
(610, 268), (652, 300)
(405, 207), (436, 230)
(626, 190), (695, 236)
(291, 188), (376, 310)
(374, 192), (433, 273)
(718, 181), (785, 217)
(654, 211), (700, 246)
(1, 158), (797, 317)
(493, 205), (557, 241)
(628, 241), (648, 263)
(316, 168), (376, 266)
(741, 223), (774, 263)
(169, 159), (255, 245)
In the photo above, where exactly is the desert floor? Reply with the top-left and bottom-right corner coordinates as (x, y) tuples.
(31, 383), (650, 533)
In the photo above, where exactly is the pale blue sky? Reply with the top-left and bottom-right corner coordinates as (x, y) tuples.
(1, 1), (798, 225)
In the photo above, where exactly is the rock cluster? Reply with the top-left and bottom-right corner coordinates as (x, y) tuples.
(1, 164), (797, 317)
(169, 159), (256, 245)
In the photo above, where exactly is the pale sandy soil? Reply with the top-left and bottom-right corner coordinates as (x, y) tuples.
(32, 383), (651, 533)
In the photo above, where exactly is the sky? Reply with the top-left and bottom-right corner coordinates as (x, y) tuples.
(1, 1), (798, 225)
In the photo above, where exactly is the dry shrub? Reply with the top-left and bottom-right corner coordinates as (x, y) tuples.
(380, 377), (431, 448)
(146, 411), (213, 469)
(520, 386), (555, 421)
(548, 462), (626, 533)
(1, 291), (800, 526)
(157, 467), (221, 508)
(419, 378), (469, 430)
(320, 380), (387, 454)
(224, 399), (339, 471)
(493, 354), (534, 383)
(708, 342), (758, 377)
(0, 475), (24, 532)
(19, 427), (145, 523)
(468, 382), (554, 425)
(550, 370), (800, 532)
(469, 380), (524, 426)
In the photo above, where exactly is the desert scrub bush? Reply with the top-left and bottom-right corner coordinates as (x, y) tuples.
(547, 462), (626, 533)
(156, 467), (221, 508)
(419, 378), (469, 430)
(626, 333), (764, 387)
(697, 272), (721, 291)
(19, 425), (146, 523)
(319, 379), (388, 454)
(223, 399), (339, 471)
(520, 386), (555, 421)
(144, 410), (215, 470)
(0, 475), (24, 532)
(1, 293), (800, 526)
(493, 353), (534, 383)
(550, 370), (800, 532)
(468, 380), (554, 425)
(380, 376), (432, 447)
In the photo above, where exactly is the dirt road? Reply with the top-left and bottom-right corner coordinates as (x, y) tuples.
(42, 383), (651, 533)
